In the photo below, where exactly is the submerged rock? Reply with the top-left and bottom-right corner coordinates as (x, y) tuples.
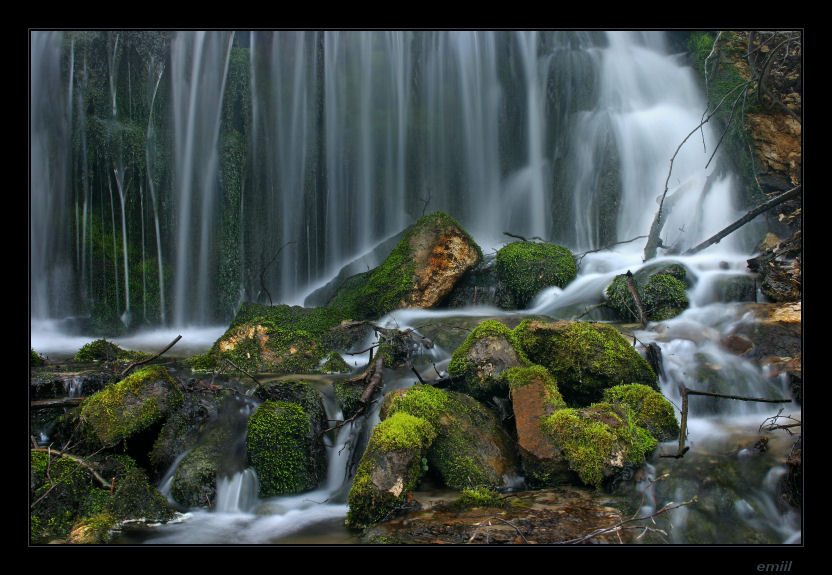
(362, 486), (633, 544)
(606, 269), (690, 323)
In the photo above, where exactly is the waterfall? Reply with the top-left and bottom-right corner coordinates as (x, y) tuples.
(170, 31), (235, 326)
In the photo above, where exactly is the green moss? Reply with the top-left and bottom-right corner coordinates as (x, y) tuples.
(541, 403), (657, 488)
(346, 411), (437, 528)
(603, 384), (680, 442)
(503, 364), (567, 411)
(447, 319), (531, 400)
(246, 400), (323, 497)
(67, 512), (119, 544)
(642, 274), (690, 321)
(495, 241), (577, 308)
(79, 365), (182, 447)
(327, 211), (482, 320)
(385, 385), (513, 490)
(513, 320), (657, 407)
(109, 467), (173, 521)
(30, 452), (112, 543)
(74, 338), (148, 363)
(451, 487), (505, 510)
(606, 269), (690, 322)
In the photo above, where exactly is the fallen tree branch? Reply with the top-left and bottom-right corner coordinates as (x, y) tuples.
(644, 80), (752, 261)
(30, 397), (86, 408)
(574, 235), (647, 267)
(683, 185), (802, 255)
(666, 384), (792, 458)
(625, 271), (648, 328)
(30, 446), (111, 508)
(121, 334), (182, 377)
(558, 497), (698, 544)
(321, 357), (384, 435)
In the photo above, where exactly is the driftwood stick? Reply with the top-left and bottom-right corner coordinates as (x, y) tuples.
(121, 334), (182, 377)
(31, 397), (86, 408)
(683, 185), (802, 255)
(666, 384), (792, 458)
(625, 271), (648, 327)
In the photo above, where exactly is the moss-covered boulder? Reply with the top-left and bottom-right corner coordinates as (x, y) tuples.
(80, 366), (183, 448)
(503, 365), (572, 487)
(170, 425), (232, 508)
(30, 451), (172, 544)
(606, 268), (690, 323)
(384, 384), (519, 491)
(246, 400), (327, 497)
(346, 411), (437, 529)
(30, 451), (112, 543)
(74, 338), (148, 363)
(513, 320), (658, 407)
(447, 320), (530, 402)
(494, 241), (577, 308)
(540, 402), (659, 489)
(602, 384), (679, 442)
(326, 212), (482, 320)
(186, 303), (366, 375)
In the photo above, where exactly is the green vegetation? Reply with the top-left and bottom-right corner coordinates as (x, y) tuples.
(447, 319), (530, 401)
(513, 320), (657, 407)
(541, 403), (658, 488)
(495, 241), (577, 308)
(327, 212), (481, 320)
(346, 411), (437, 529)
(451, 487), (505, 510)
(246, 400), (324, 497)
(74, 338), (148, 363)
(79, 365), (182, 447)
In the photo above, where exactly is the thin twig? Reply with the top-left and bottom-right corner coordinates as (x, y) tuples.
(121, 334), (182, 377)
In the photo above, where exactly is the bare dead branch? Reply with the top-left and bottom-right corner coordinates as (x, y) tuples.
(121, 334), (182, 377)
(683, 185), (801, 255)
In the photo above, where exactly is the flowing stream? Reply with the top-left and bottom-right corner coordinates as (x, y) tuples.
(30, 30), (800, 544)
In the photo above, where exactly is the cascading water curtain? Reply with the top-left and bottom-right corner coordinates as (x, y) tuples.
(32, 30), (749, 330)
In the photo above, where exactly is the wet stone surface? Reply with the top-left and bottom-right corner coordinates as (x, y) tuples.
(363, 486), (634, 544)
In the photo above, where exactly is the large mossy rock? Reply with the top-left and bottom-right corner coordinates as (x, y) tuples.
(540, 402), (660, 489)
(494, 241), (577, 309)
(346, 411), (437, 529)
(602, 384), (679, 442)
(513, 320), (658, 407)
(169, 425), (233, 509)
(606, 268), (690, 323)
(246, 399), (327, 497)
(383, 384), (519, 491)
(80, 366), (183, 448)
(447, 319), (530, 402)
(185, 303), (366, 375)
(30, 452), (172, 544)
(503, 365), (573, 487)
(326, 211), (482, 320)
